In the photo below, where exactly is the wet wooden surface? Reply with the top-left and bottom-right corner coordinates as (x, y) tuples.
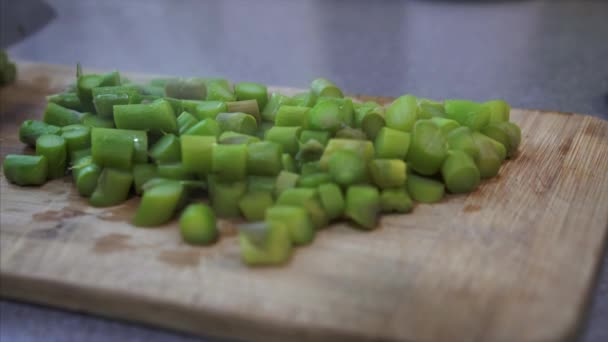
(1, 63), (608, 342)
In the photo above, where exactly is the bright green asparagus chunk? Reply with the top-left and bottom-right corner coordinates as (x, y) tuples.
(374, 127), (411, 159)
(43, 103), (82, 127)
(406, 173), (445, 203)
(226, 100), (261, 122)
(2, 154), (48, 186)
(235, 82), (268, 112)
(417, 98), (446, 119)
(261, 93), (295, 122)
(209, 176), (247, 218)
(247, 141), (283, 176)
(299, 161), (322, 175)
(92, 85), (141, 118)
(133, 180), (185, 226)
(114, 99), (177, 134)
(47, 92), (84, 111)
(480, 121), (521, 157)
(297, 172), (332, 188)
(216, 112), (257, 135)
(181, 135), (215, 176)
(80, 112), (115, 128)
(91, 127), (148, 164)
(180, 204), (217, 245)
(380, 187), (413, 213)
(299, 130), (330, 146)
(218, 131), (260, 145)
(89, 168), (133, 207)
(274, 171), (299, 197)
(91, 128), (135, 169)
(164, 78), (206, 100)
(72, 157), (101, 197)
(266, 205), (315, 245)
(239, 191), (275, 221)
(157, 162), (193, 180)
(446, 126), (480, 159)
(441, 150), (481, 193)
(370, 159), (407, 189)
(335, 127), (367, 140)
(307, 100), (343, 133)
(61, 124), (91, 155)
(345, 185), (380, 230)
(274, 105), (309, 127)
(472, 132), (505, 178)
(183, 118), (220, 137)
(292, 91), (317, 107)
(483, 99), (510, 123)
(192, 101), (227, 120)
(317, 183), (345, 220)
(206, 80), (236, 102)
(77, 71), (120, 112)
(264, 126), (301, 156)
(19, 120), (62, 147)
(248, 176), (276, 194)
(444, 99), (490, 131)
(429, 117), (460, 135)
(310, 78), (343, 98)
(239, 221), (292, 266)
(355, 102), (385, 140)
(149, 134), (181, 163)
(328, 150), (368, 186)
(177, 111), (199, 135)
(35, 134), (67, 179)
(212, 144), (248, 181)
(69, 148), (91, 165)
(296, 139), (324, 163)
(319, 138), (374, 170)
(385, 95), (418, 132)
(276, 188), (328, 230)
(133, 163), (158, 194)
(407, 119), (448, 175)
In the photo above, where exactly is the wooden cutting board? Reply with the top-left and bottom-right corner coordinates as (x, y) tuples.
(1, 62), (607, 342)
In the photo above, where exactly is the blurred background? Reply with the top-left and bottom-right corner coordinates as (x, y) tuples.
(1, 0), (607, 341)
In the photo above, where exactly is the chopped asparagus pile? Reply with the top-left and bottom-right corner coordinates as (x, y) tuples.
(2, 65), (521, 266)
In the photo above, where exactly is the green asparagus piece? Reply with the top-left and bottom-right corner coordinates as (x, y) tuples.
(275, 105), (309, 127)
(299, 161), (322, 175)
(264, 126), (301, 156)
(177, 111), (199, 135)
(248, 176), (276, 194)
(429, 117), (460, 135)
(407, 119), (448, 175)
(157, 163), (193, 180)
(69, 148), (91, 165)
(183, 118), (220, 137)
(91, 127), (148, 164)
(47, 92), (84, 111)
(310, 78), (343, 98)
(319, 138), (374, 170)
(36, 134), (67, 179)
(441, 150), (480, 193)
(212, 144), (248, 181)
(89, 168), (133, 207)
(60, 124), (91, 155)
(180, 204), (218, 244)
(483, 99), (510, 123)
(472, 132), (505, 178)
(192, 101), (227, 120)
(239, 191), (274, 221)
(80, 112), (115, 128)
(417, 98), (446, 119)
(91, 128), (135, 169)
(133, 163), (158, 194)
(72, 156), (101, 197)
(276, 188), (328, 230)
(261, 92), (295, 122)
(374, 127), (410, 159)
(43, 103), (82, 127)
(3, 154), (48, 186)
(345, 185), (380, 230)
(226, 100), (261, 122)
(328, 150), (368, 186)
(282, 153), (297, 172)
(299, 130), (330, 146)
(149, 134), (181, 163)
(444, 99), (490, 131)
(406, 173), (445, 203)
(266, 205), (315, 245)
(292, 91), (317, 107)
(317, 183), (345, 220)
(239, 221), (292, 266)
(181, 135), (215, 176)
(380, 187), (413, 213)
(370, 159), (407, 189)
(247, 141), (283, 176)
(19, 120), (62, 147)
(216, 112), (257, 135)
(274, 171), (300, 197)
(206, 80), (236, 102)
(335, 127), (367, 140)
(218, 131), (260, 145)
(165, 78), (206, 100)
(114, 99), (177, 134)
(209, 176), (247, 218)
(133, 180), (185, 226)
(235, 82), (268, 112)
(446, 126), (480, 159)
(307, 100), (343, 133)
(92, 85), (141, 118)
(355, 102), (385, 140)
(296, 139), (324, 163)
(385, 95), (418, 132)
(480, 121), (521, 157)
(77, 71), (120, 112)
(297, 172), (332, 188)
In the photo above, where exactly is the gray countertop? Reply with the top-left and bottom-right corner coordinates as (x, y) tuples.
(1, 0), (607, 341)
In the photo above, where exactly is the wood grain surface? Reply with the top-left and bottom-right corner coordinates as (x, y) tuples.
(1, 63), (607, 342)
